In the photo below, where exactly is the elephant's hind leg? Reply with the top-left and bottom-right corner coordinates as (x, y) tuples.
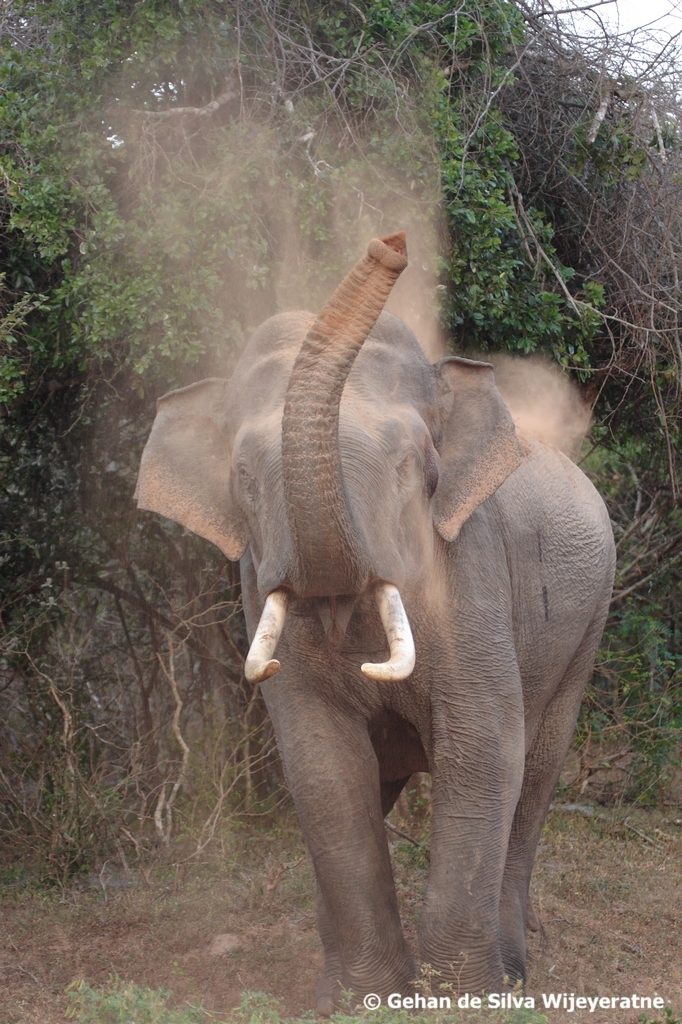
(499, 619), (607, 983)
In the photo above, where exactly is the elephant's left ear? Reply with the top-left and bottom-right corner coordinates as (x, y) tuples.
(134, 378), (248, 561)
(432, 356), (526, 542)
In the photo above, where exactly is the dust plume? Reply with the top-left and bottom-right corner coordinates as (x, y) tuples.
(342, 201), (447, 362)
(271, 152), (447, 362)
(491, 354), (592, 460)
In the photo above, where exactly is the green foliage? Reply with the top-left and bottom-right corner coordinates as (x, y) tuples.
(585, 606), (680, 803)
(67, 978), (207, 1023)
(308, 0), (600, 366)
(0, 0), (605, 413)
(639, 1011), (682, 1024)
(434, 87), (600, 366)
(579, 440), (680, 803)
(0, 275), (47, 401)
(392, 838), (430, 871)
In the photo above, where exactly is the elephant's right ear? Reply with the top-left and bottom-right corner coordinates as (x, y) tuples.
(134, 378), (248, 561)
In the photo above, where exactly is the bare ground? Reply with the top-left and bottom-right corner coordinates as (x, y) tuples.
(0, 805), (679, 1024)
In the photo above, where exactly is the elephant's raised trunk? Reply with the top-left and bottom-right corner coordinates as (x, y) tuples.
(281, 232), (407, 597)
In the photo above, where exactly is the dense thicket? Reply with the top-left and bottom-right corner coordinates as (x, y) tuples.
(1, 0), (679, 880)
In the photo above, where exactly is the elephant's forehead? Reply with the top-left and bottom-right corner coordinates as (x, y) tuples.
(229, 310), (436, 422)
(233, 402), (426, 465)
(340, 398), (430, 449)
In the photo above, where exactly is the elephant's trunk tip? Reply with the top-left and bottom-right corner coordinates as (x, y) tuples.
(368, 230), (408, 272)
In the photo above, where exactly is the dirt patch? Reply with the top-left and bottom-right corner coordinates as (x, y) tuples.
(0, 808), (679, 1023)
(527, 807), (680, 1022)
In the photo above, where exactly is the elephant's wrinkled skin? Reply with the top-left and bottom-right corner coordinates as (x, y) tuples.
(136, 233), (615, 1011)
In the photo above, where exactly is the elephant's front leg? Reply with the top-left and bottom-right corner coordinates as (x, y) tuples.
(263, 681), (414, 1009)
(420, 682), (525, 993)
(315, 775), (414, 1013)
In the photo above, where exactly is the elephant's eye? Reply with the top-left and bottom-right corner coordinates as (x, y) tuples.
(425, 456), (439, 499)
(398, 446), (438, 498)
(397, 451), (419, 487)
(238, 463), (259, 505)
(424, 444), (439, 499)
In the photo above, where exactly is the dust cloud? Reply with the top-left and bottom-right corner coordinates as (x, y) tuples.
(268, 163), (591, 467)
(336, 168), (447, 362)
(270, 154), (447, 362)
(175, 121), (590, 465)
(491, 354), (592, 460)
(342, 201), (447, 362)
(112, 85), (592, 464)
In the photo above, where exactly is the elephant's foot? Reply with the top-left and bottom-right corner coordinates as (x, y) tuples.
(499, 921), (528, 988)
(527, 900), (541, 932)
(499, 947), (527, 988)
(498, 893), (529, 986)
(315, 955), (416, 1016)
(419, 930), (506, 996)
(315, 970), (341, 1018)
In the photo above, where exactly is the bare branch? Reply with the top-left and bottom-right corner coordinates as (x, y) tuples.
(124, 84), (238, 120)
(587, 92), (611, 143)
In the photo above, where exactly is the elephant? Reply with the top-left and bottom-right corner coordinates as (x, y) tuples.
(135, 231), (615, 1011)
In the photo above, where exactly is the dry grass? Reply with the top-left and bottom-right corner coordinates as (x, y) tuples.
(0, 807), (679, 1024)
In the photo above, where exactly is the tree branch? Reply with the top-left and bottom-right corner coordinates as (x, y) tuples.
(126, 85), (238, 120)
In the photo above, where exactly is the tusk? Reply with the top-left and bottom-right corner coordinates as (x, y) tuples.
(245, 590), (289, 684)
(361, 584), (415, 682)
